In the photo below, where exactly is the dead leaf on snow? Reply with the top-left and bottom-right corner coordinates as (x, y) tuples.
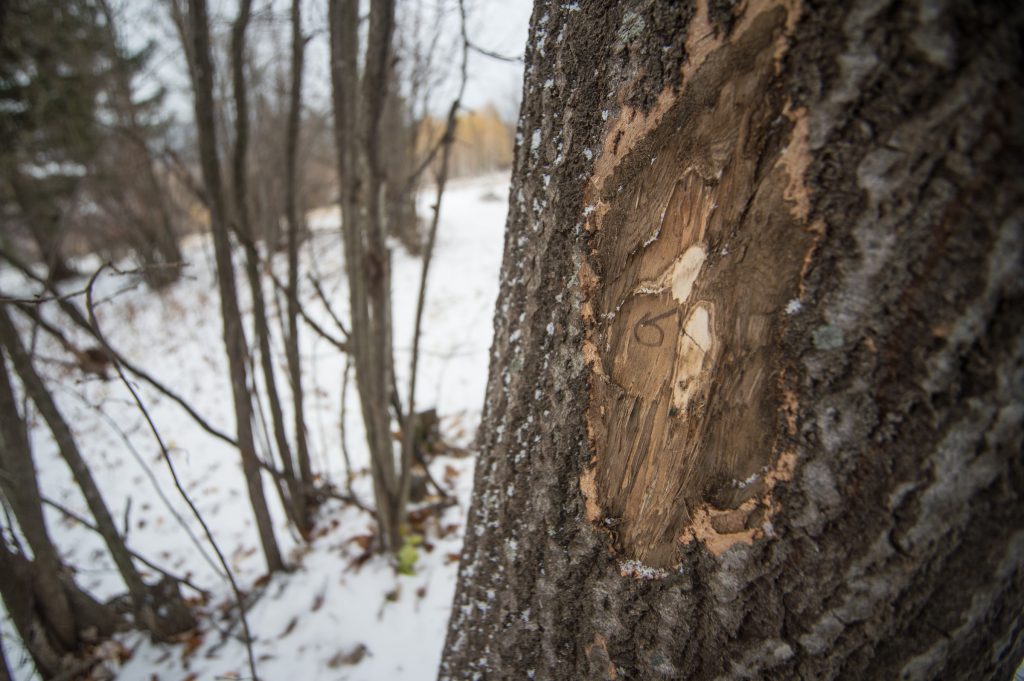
(278, 616), (298, 638)
(327, 643), (368, 668)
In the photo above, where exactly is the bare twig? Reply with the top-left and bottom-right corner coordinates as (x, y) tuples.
(399, 0), (469, 513)
(122, 497), (132, 542)
(53, 384), (225, 578)
(254, 453), (373, 516)
(0, 248), (239, 447)
(468, 41), (524, 63)
(340, 356), (355, 498)
(0, 269), (159, 305)
(39, 496), (209, 597)
(267, 269), (348, 352)
(306, 272), (349, 338)
(0, 288), (89, 305)
(84, 263), (258, 681)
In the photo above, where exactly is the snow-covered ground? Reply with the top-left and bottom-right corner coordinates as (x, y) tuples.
(0, 173), (510, 680)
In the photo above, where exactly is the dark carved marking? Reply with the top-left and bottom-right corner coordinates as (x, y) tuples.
(632, 309), (678, 347)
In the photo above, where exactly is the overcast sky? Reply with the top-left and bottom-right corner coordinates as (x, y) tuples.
(126, 0), (534, 126)
(456, 0), (533, 116)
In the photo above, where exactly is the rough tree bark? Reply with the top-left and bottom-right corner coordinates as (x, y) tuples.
(440, 1), (1023, 680)
(186, 0), (284, 573)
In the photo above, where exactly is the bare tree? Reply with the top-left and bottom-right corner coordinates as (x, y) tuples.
(330, 0), (403, 552)
(227, 0), (308, 536)
(330, 0), (476, 553)
(284, 0), (315, 524)
(398, 0), (469, 532)
(0, 346), (120, 676)
(0, 306), (193, 640)
(184, 0), (284, 573)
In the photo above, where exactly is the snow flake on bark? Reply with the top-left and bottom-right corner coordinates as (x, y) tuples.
(618, 559), (668, 580)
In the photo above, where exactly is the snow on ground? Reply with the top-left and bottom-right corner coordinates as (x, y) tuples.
(0, 173), (510, 680)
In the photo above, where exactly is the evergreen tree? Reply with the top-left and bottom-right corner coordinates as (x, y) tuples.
(0, 0), (107, 279)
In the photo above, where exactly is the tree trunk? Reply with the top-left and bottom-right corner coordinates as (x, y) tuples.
(0, 539), (67, 679)
(0, 631), (12, 681)
(186, 0), (284, 573)
(0, 535), (119, 679)
(284, 0), (315, 528)
(440, 1), (1024, 680)
(0, 306), (192, 640)
(329, 0), (403, 552)
(381, 60), (420, 255)
(0, 348), (77, 650)
(229, 0), (307, 537)
(361, 0), (401, 552)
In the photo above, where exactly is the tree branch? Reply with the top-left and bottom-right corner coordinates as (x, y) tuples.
(84, 261), (257, 680)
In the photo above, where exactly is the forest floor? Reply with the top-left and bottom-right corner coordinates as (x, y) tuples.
(0, 173), (510, 680)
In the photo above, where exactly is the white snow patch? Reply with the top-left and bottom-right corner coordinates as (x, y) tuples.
(0, 173), (512, 681)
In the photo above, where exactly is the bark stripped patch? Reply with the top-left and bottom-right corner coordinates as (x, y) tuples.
(581, 0), (813, 568)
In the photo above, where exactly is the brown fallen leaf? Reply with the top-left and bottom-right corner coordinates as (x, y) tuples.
(444, 552), (461, 565)
(278, 616), (298, 639)
(349, 534), (374, 551)
(439, 523), (460, 538)
(327, 643), (368, 668)
(347, 550), (373, 572)
(180, 631), (204, 661)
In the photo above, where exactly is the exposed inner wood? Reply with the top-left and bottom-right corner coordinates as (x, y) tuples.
(582, 2), (813, 568)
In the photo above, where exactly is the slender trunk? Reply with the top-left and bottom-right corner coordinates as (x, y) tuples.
(285, 0), (314, 523)
(361, 0), (400, 551)
(441, 1), (1024, 679)
(229, 0), (305, 536)
(0, 540), (65, 679)
(0, 632), (11, 681)
(399, 99), (462, 517)
(329, 0), (400, 551)
(0, 305), (145, 598)
(187, 0), (284, 573)
(0, 307), (189, 638)
(0, 350), (76, 649)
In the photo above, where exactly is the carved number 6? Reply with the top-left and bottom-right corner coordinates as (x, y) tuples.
(632, 309), (678, 347)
